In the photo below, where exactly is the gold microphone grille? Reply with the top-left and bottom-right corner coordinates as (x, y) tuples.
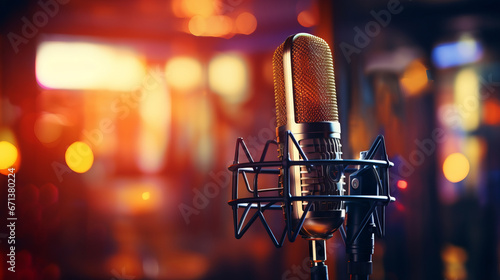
(272, 34), (338, 127)
(292, 35), (338, 123)
(273, 42), (287, 127)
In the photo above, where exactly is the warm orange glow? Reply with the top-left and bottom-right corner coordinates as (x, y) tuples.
(442, 244), (468, 280)
(400, 60), (428, 96)
(189, 15), (233, 37)
(483, 99), (500, 125)
(34, 113), (65, 145)
(36, 41), (146, 91)
(116, 182), (162, 214)
(165, 57), (203, 91)
(443, 153), (470, 183)
(297, 10), (318, 27)
(172, 0), (216, 18)
(65, 141), (94, 173)
(397, 180), (408, 190)
(235, 12), (257, 35)
(0, 141), (18, 169)
(208, 53), (249, 103)
(138, 71), (170, 173)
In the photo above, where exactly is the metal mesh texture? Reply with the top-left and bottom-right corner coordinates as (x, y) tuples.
(273, 42), (287, 127)
(273, 34), (338, 127)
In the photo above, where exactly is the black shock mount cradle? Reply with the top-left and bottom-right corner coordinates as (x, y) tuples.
(228, 131), (395, 280)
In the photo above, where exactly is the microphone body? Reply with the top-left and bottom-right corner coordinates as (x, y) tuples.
(273, 33), (345, 239)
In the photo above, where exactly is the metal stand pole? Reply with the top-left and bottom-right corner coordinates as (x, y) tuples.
(309, 239), (328, 280)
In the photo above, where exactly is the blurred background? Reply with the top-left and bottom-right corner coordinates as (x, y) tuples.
(0, 0), (499, 279)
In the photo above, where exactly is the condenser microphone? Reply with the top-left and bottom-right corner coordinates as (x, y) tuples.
(273, 33), (345, 239)
(228, 32), (394, 280)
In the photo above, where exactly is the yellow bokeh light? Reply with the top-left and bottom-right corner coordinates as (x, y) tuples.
(0, 141), (18, 169)
(138, 72), (170, 173)
(65, 141), (94, 173)
(208, 53), (249, 103)
(443, 153), (470, 183)
(142, 192), (150, 200)
(165, 57), (203, 91)
(36, 41), (145, 91)
(454, 68), (479, 131)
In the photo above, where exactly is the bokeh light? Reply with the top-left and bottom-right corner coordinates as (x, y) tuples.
(297, 10), (318, 27)
(34, 113), (65, 145)
(0, 141), (18, 169)
(432, 36), (483, 69)
(171, 0), (216, 18)
(142, 192), (150, 200)
(138, 70), (170, 173)
(165, 57), (203, 91)
(235, 12), (257, 35)
(188, 15), (233, 37)
(400, 60), (428, 96)
(36, 41), (146, 91)
(397, 180), (408, 190)
(208, 53), (249, 103)
(454, 68), (480, 131)
(65, 141), (94, 173)
(443, 153), (470, 183)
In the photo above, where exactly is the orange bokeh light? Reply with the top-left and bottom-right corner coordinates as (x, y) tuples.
(400, 60), (429, 96)
(297, 10), (318, 27)
(483, 99), (500, 125)
(189, 15), (233, 37)
(397, 180), (408, 190)
(235, 12), (257, 35)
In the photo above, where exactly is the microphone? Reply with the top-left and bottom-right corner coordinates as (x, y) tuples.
(227, 32), (394, 280)
(272, 33), (345, 239)
(273, 33), (345, 280)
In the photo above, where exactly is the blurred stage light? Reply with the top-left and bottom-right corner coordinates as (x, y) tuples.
(454, 68), (479, 131)
(0, 128), (21, 174)
(138, 78), (170, 173)
(235, 12), (257, 35)
(142, 191), (150, 200)
(443, 153), (470, 183)
(36, 41), (146, 91)
(483, 99), (500, 125)
(189, 15), (233, 37)
(172, 0), (216, 18)
(34, 113), (65, 145)
(297, 10), (318, 27)
(442, 244), (468, 280)
(400, 60), (428, 96)
(165, 57), (203, 91)
(208, 53), (249, 103)
(0, 141), (18, 169)
(397, 180), (408, 190)
(65, 141), (94, 173)
(432, 37), (483, 69)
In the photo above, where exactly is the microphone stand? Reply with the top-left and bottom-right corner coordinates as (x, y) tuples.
(309, 239), (329, 280)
